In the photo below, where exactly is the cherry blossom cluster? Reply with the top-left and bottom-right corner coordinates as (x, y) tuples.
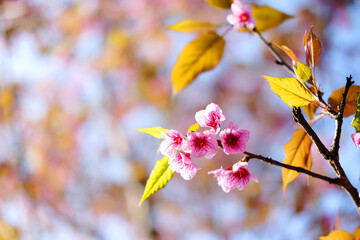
(159, 103), (258, 192)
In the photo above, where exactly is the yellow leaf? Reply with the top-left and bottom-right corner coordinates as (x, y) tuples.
(328, 85), (360, 117)
(168, 19), (217, 33)
(282, 129), (312, 193)
(139, 156), (174, 206)
(137, 127), (169, 139)
(172, 31), (225, 94)
(353, 226), (360, 240)
(263, 76), (315, 107)
(188, 123), (200, 132)
(0, 220), (18, 240)
(295, 62), (313, 84)
(319, 230), (353, 240)
(205, 0), (232, 9)
(251, 4), (292, 32)
(304, 26), (322, 68)
(274, 43), (299, 63)
(302, 104), (318, 120)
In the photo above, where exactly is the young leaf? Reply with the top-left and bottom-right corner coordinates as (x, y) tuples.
(351, 92), (360, 132)
(137, 127), (169, 139)
(188, 123), (200, 132)
(328, 85), (360, 117)
(262, 76), (315, 107)
(172, 31), (225, 94)
(273, 43), (299, 63)
(319, 230), (353, 240)
(282, 129), (313, 193)
(304, 26), (322, 68)
(139, 156), (174, 206)
(168, 20), (216, 33)
(251, 4), (292, 32)
(294, 62), (313, 84)
(205, 0), (232, 9)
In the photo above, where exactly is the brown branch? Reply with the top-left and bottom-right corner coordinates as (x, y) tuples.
(253, 28), (296, 77)
(244, 151), (341, 185)
(330, 75), (354, 156)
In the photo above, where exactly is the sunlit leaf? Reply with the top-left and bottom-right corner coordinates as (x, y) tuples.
(282, 129), (312, 193)
(304, 26), (322, 68)
(168, 19), (217, 33)
(328, 85), (360, 117)
(137, 127), (169, 139)
(263, 76), (315, 107)
(172, 31), (225, 94)
(188, 123), (200, 132)
(251, 4), (292, 32)
(319, 230), (353, 240)
(274, 43), (299, 63)
(294, 62), (313, 84)
(205, 0), (232, 9)
(351, 92), (360, 132)
(353, 226), (360, 240)
(139, 156), (174, 206)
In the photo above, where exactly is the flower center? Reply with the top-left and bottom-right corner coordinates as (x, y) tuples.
(195, 136), (206, 147)
(233, 168), (248, 178)
(239, 13), (250, 22)
(225, 133), (239, 146)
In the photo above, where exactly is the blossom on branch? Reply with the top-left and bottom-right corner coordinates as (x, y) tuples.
(160, 130), (184, 156)
(351, 133), (360, 148)
(182, 130), (218, 159)
(220, 121), (249, 155)
(208, 161), (258, 193)
(227, 0), (256, 30)
(169, 152), (200, 180)
(195, 103), (226, 133)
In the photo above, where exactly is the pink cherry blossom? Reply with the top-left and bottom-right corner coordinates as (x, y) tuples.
(226, 0), (256, 30)
(208, 161), (258, 193)
(195, 103), (226, 133)
(182, 130), (218, 159)
(160, 130), (183, 156)
(220, 121), (249, 155)
(168, 152), (200, 180)
(351, 133), (360, 148)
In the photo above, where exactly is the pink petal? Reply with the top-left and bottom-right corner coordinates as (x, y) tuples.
(231, 0), (244, 16)
(245, 17), (256, 30)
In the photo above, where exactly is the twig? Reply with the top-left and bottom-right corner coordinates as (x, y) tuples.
(330, 75), (354, 156)
(244, 151), (341, 185)
(253, 28), (296, 77)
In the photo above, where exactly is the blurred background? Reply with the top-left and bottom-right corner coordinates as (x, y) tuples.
(0, 0), (360, 239)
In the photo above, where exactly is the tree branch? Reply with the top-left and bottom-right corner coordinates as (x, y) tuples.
(244, 151), (340, 185)
(330, 75), (354, 156)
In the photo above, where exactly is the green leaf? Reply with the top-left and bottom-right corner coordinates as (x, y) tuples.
(172, 31), (225, 94)
(251, 4), (292, 32)
(168, 19), (217, 33)
(294, 62), (313, 84)
(328, 85), (360, 117)
(188, 123), (200, 132)
(137, 127), (169, 139)
(351, 92), (360, 132)
(282, 129), (312, 193)
(262, 76), (315, 107)
(139, 156), (174, 206)
(205, 0), (232, 9)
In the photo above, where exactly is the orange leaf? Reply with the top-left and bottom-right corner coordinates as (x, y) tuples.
(282, 129), (312, 193)
(274, 43), (299, 63)
(328, 85), (360, 117)
(319, 230), (353, 240)
(304, 26), (322, 68)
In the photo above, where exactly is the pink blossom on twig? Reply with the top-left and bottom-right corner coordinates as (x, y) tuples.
(182, 130), (218, 159)
(169, 152), (200, 180)
(227, 0), (256, 30)
(220, 121), (249, 155)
